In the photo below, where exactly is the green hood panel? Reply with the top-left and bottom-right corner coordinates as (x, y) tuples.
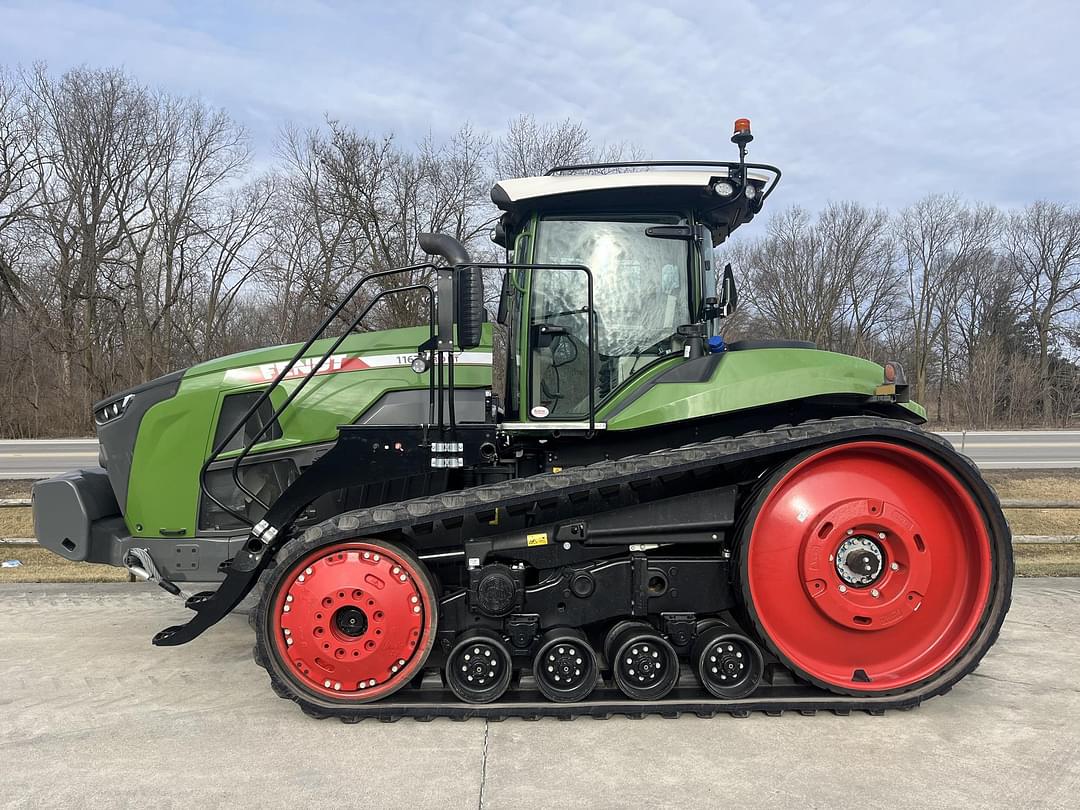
(123, 325), (493, 539)
(600, 348), (919, 430)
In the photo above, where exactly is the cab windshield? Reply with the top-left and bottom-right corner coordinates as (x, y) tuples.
(529, 216), (690, 418)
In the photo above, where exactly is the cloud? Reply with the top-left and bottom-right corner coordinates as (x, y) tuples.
(0, 0), (1076, 211)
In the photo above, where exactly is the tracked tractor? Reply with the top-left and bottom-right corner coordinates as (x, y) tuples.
(33, 120), (1012, 719)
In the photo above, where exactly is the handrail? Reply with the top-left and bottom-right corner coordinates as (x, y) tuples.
(227, 284), (435, 512)
(200, 257), (599, 529)
(199, 263), (436, 527)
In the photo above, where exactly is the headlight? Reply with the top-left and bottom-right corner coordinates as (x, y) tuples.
(94, 394), (133, 425)
(712, 180), (735, 198)
(744, 184), (758, 200)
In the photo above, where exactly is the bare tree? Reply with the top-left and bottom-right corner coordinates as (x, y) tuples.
(728, 202), (898, 356)
(0, 67), (40, 310)
(1, 60), (1076, 436)
(1005, 201), (1080, 423)
(493, 114), (638, 179)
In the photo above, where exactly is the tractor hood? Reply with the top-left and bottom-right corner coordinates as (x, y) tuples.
(95, 324), (494, 540)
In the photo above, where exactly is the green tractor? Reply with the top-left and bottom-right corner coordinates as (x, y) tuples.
(33, 121), (1012, 718)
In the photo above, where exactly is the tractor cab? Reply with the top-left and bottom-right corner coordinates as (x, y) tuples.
(490, 122), (779, 424)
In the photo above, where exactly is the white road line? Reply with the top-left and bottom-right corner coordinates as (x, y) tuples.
(0, 453), (99, 459)
(954, 444), (1080, 451)
(0, 471), (76, 477)
(975, 460), (1080, 468)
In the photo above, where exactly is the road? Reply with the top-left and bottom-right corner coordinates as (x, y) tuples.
(1, 432), (1079, 478)
(0, 439), (98, 478)
(936, 431), (1080, 469)
(0, 578), (1076, 809)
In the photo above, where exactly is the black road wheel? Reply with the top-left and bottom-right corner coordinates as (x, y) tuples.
(605, 622), (680, 701)
(532, 629), (598, 703)
(445, 629), (513, 704)
(692, 622), (764, 699)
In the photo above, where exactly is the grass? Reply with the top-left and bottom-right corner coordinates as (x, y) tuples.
(1, 471), (1079, 582)
(0, 479), (32, 498)
(983, 469), (1080, 501)
(988, 469), (1080, 537)
(0, 546), (130, 583)
(1004, 509), (1079, 536)
(0, 507), (33, 538)
(1012, 544), (1080, 577)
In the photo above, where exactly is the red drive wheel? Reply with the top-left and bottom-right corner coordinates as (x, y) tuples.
(266, 540), (437, 703)
(740, 441), (1003, 695)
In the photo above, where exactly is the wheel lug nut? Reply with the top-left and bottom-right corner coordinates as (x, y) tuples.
(871, 589), (880, 598)
(878, 532), (886, 540)
(890, 562), (899, 571)
(838, 585), (847, 593)
(847, 529), (854, 535)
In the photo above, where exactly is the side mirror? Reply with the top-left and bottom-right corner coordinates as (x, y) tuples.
(719, 263), (738, 317)
(496, 271), (510, 325)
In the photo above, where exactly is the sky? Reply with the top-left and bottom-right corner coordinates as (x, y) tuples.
(0, 0), (1077, 212)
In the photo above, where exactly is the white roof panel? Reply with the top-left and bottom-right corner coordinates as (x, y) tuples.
(493, 168), (772, 206)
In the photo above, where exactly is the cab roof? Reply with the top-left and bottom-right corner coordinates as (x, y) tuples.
(490, 165), (778, 244)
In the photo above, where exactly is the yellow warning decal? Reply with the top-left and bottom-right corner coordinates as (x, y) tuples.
(526, 532), (549, 547)
(551, 466), (563, 473)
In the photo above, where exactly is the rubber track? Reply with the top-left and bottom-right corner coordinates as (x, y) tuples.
(251, 416), (1013, 721)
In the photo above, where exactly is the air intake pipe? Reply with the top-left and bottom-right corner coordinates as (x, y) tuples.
(418, 233), (484, 350)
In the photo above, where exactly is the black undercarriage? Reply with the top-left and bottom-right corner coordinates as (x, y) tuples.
(231, 416), (1012, 721)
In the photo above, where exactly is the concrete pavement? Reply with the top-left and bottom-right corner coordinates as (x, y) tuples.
(0, 579), (1077, 809)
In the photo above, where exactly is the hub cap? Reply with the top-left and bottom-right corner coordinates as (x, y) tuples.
(835, 536), (885, 587)
(743, 441), (994, 693)
(269, 541), (435, 701)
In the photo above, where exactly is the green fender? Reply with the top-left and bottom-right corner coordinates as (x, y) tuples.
(599, 348), (925, 431)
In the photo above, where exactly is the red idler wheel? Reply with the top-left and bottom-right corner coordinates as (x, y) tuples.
(268, 540), (437, 702)
(740, 441), (995, 694)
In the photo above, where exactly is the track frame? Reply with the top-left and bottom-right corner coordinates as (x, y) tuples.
(248, 417), (1013, 721)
